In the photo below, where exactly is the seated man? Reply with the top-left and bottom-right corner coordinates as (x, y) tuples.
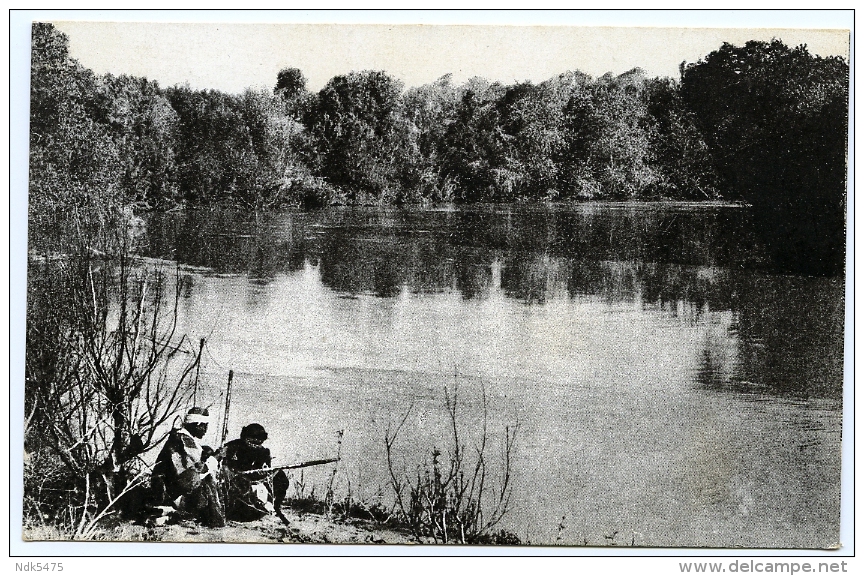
(224, 423), (272, 474)
(150, 407), (225, 527)
(222, 423), (289, 521)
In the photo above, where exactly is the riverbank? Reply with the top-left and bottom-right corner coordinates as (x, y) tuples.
(23, 507), (417, 545)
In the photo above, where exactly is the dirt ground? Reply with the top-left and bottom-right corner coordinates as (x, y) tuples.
(23, 508), (416, 545)
(152, 509), (416, 545)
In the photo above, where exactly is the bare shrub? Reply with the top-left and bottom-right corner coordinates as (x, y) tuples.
(385, 379), (520, 544)
(25, 231), (201, 538)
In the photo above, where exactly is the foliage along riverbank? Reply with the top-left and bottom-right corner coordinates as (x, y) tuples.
(29, 23), (847, 274)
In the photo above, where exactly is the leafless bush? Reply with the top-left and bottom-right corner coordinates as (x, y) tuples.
(385, 379), (520, 544)
(25, 232), (201, 538)
(323, 429), (345, 517)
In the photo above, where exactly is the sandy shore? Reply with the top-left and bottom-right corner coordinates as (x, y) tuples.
(23, 507), (417, 545)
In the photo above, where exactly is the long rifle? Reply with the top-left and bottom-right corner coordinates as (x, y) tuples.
(236, 457), (340, 476)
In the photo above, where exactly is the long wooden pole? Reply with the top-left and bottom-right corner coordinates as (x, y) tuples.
(192, 338), (205, 404)
(220, 369), (234, 446)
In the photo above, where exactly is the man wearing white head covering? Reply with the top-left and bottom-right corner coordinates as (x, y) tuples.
(151, 407), (225, 527)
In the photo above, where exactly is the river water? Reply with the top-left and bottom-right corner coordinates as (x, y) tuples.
(139, 204), (843, 547)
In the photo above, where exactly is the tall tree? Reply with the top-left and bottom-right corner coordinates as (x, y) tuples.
(304, 71), (408, 202)
(644, 77), (719, 200)
(496, 81), (566, 200)
(681, 40), (849, 275)
(95, 74), (180, 207)
(275, 67), (307, 100)
(29, 23), (125, 246)
(589, 69), (658, 199)
(439, 78), (507, 202)
(401, 74), (461, 202)
(559, 70), (658, 199)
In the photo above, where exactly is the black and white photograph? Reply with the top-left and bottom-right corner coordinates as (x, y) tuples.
(15, 11), (851, 551)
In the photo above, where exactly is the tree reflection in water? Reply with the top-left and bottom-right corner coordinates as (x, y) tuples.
(139, 204), (844, 402)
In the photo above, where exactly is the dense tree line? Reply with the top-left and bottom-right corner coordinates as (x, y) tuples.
(29, 23), (847, 272)
(681, 40), (848, 275)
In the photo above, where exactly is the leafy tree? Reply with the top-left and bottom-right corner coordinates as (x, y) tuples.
(495, 81), (565, 200)
(30, 22), (75, 138)
(589, 69), (658, 198)
(304, 71), (408, 202)
(275, 67), (307, 100)
(558, 70), (658, 199)
(234, 89), (318, 210)
(165, 86), (235, 204)
(29, 23), (125, 243)
(274, 67), (313, 126)
(166, 86), (314, 210)
(401, 74), (461, 202)
(644, 77), (719, 199)
(558, 83), (601, 198)
(681, 40), (848, 274)
(439, 79), (507, 202)
(95, 74), (180, 207)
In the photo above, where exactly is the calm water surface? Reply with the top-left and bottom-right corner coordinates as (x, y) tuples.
(141, 204), (844, 547)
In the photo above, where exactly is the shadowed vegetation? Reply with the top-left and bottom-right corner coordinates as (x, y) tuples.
(29, 23), (848, 272)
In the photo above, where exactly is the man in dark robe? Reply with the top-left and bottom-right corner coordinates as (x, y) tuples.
(224, 423), (271, 473)
(222, 423), (289, 521)
(151, 407), (225, 527)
